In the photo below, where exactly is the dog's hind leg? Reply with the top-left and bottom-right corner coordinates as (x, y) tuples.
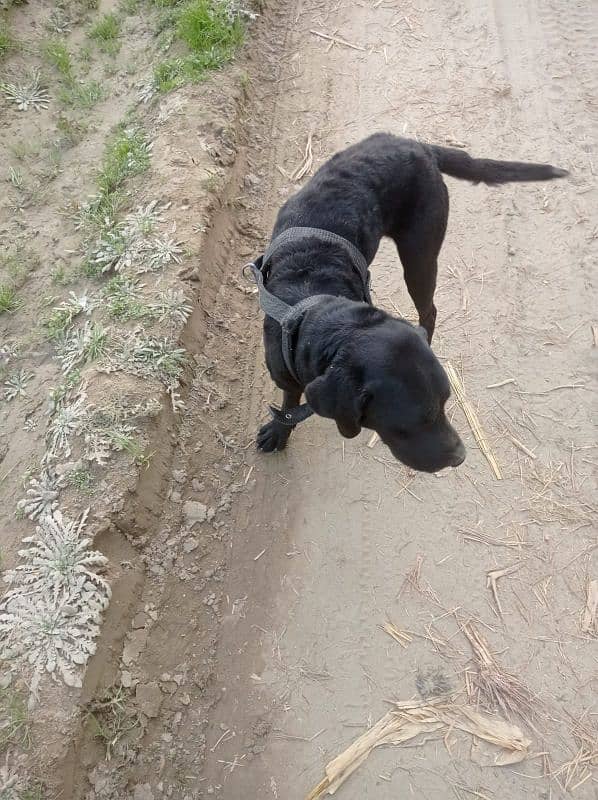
(256, 387), (302, 452)
(394, 184), (448, 343)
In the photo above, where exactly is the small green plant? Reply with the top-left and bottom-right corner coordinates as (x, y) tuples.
(0, 22), (13, 60)
(44, 292), (95, 340)
(57, 114), (89, 146)
(8, 164), (24, 188)
(98, 127), (151, 195)
(0, 284), (20, 313)
(87, 685), (140, 759)
(43, 39), (74, 80)
(51, 263), (73, 285)
(103, 276), (153, 320)
(9, 138), (41, 160)
(79, 257), (104, 279)
(89, 12), (121, 54)
(119, 0), (140, 12)
(58, 79), (104, 108)
(107, 430), (150, 466)
(0, 685), (31, 749)
(1, 246), (39, 287)
(20, 784), (45, 800)
(68, 467), (94, 492)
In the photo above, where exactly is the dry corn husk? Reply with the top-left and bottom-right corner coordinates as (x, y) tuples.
(306, 697), (531, 798)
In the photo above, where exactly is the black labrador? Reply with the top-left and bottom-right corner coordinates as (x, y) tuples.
(254, 133), (567, 472)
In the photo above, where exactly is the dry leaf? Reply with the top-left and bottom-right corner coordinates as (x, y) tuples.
(306, 697), (531, 798)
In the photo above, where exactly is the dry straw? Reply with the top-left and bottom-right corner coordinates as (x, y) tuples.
(445, 361), (502, 479)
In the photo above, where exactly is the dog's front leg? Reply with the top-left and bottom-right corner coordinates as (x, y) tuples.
(256, 387), (302, 453)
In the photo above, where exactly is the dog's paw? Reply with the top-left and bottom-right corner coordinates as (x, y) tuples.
(257, 420), (292, 453)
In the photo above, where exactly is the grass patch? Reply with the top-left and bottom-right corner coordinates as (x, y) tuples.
(103, 276), (153, 321)
(153, 0), (244, 92)
(89, 12), (121, 54)
(177, 0), (243, 52)
(9, 138), (41, 161)
(108, 430), (151, 467)
(98, 127), (151, 195)
(119, 0), (141, 12)
(1, 246), (39, 292)
(51, 263), (74, 286)
(0, 685), (31, 750)
(0, 285), (20, 313)
(0, 20), (13, 60)
(58, 79), (104, 108)
(68, 467), (94, 492)
(43, 39), (74, 80)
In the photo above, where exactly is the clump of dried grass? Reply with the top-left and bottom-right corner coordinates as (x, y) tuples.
(462, 622), (536, 724)
(556, 714), (598, 792)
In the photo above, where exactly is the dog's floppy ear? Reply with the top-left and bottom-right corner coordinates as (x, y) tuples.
(305, 364), (367, 439)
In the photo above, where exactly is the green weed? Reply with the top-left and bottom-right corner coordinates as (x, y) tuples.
(98, 127), (151, 195)
(58, 79), (104, 108)
(43, 39), (74, 80)
(87, 685), (140, 759)
(119, 0), (140, 12)
(20, 785), (45, 800)
(0, 246), (39, 288)
(153, 0), (244, 93)
(89, 12), (121, 54)
(68, 467), (94, 491)
(177, 0), (243, 53)
(0, 22), (13, 60)
(9, 138), (41, 161)
(0, 685), (31, 749)
(102, 276), (153, 321)
(0, 285), (20, 313)
(51, 263), (73, 285)
(79, 257), (104, 278)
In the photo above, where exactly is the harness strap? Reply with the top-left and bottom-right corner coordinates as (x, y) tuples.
(262, 226), (372, 304)
(247, 226), (373, 428)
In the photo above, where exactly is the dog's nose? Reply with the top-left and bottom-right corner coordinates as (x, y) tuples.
(449, 443), (466, 467)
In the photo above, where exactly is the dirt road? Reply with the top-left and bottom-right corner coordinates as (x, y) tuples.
(193, 1), (597, 798)
(60, 0), (596, 797)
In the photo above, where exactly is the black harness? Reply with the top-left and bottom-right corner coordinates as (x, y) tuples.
(246, 226), (372, 426)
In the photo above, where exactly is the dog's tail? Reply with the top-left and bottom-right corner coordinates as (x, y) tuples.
(430, 144), (568, 185)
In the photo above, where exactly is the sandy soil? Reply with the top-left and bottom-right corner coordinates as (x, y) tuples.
(1, 0), (596, 798)
(190, 0), (597, 797)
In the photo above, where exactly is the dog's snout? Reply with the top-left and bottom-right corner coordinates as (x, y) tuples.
(449, 442), (466, 467)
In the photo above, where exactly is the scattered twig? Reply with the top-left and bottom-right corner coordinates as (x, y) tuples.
(310, 29), (366, 51)
(580, 578), (597, 635)
(291, 132), (314, 181)
(486, 563), (523, 617)
(446, 362), (502, 479)
(380, 620), (412, 648)
(507, 435), (537, 460)
(486, 378), (516, 389)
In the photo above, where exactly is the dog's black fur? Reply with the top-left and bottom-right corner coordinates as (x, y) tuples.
(256, 133), (567, 471)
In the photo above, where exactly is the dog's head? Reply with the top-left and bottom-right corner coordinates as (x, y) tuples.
(304, 318), (465, 472)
